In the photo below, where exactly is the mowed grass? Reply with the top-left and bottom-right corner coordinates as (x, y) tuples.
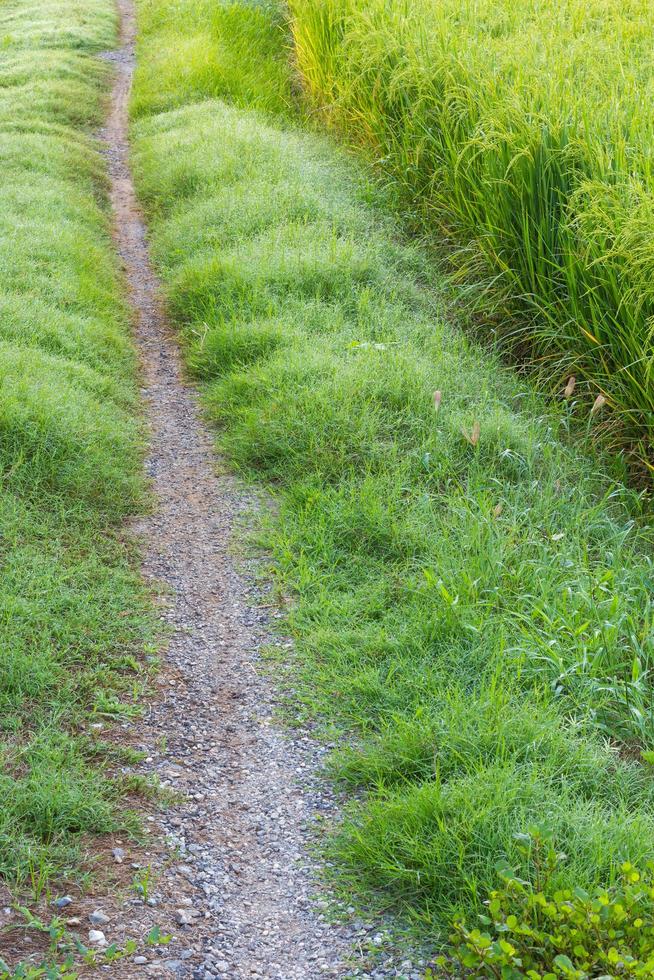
(288, 0), (654, 466)
(0, 0), (152, 882)
(131, 0), (654, 937)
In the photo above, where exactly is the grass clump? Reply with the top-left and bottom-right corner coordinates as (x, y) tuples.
(287, 0), (654, 465)
(0, 0), (152, 882)
(132, 0), (654, 941)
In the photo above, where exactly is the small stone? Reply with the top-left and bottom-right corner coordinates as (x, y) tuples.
(133, 956), (148, 965)
(89, 909), (110, 926)
(112, 847), (125, 863)
(89, 929), (107, 946)
(175, 908), (199, 926)
(66, 917), (81, 926)
(54, 896), (73, 909)
(216, 962), (229, 973)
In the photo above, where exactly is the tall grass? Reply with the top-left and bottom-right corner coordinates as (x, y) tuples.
(0, 0), (152, 882)
(131, 0), (654, 937)
(288, 0), (654, 467)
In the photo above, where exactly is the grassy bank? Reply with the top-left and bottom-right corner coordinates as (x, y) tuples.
(0, 0), (152, 883)
(288, 0), (654, 465)
(131, 0), (654, 941)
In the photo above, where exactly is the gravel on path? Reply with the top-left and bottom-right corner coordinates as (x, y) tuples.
(98, 2), (359, 975)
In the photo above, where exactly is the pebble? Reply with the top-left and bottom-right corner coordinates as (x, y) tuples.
(88, 930), (107, 946)
(175, 908), (199, 926)
(89, 909), (110, 926)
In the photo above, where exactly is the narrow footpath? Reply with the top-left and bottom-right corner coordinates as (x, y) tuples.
(99, 1), (352, 975)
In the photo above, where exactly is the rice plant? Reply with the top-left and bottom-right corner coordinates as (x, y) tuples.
(288, 0), (654, 467)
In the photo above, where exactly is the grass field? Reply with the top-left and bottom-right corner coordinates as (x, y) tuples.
(0, 0), (152, 884)
(288, 0), (654, 466)
(131, 0), (654, 940)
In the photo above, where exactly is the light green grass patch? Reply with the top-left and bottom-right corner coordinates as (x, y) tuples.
(131, 0), (292, 120)
(0, 0), (153, 883)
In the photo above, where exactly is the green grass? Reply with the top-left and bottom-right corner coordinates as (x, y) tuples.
(131, 0), (293, 120)
(131, 0), (654, 941)
(0, 0), (153, 883)
(288, 0), (654, 467)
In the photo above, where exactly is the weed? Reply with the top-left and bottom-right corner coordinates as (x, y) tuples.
(132, 864), (152, 902)
(0, 906), (166, 978)
(146, 924), (172, 946)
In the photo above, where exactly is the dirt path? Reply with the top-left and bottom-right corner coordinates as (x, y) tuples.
(99, 1), (354, 976)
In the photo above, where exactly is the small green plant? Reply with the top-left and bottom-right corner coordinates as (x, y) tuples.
(146, 925), (172, 946)
(0, 907), (157, 978)
(132, 864), (152, 902)
(437, 828), (654, 979)
(0, 962), (76, 980)
(26, 858), (51, 905)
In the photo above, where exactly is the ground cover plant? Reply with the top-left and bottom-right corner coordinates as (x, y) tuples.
(131, 0), (654, 947)
(0, 0), (152, 883)
(288, 0), (654, 466)
(442, 828), (654, 979)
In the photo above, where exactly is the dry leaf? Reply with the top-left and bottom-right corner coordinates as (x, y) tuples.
(552, 532), (565, 541)
(591, 393), (607, 415)
(462, 420), (481, 446)
(433, 390), (442, 412)
(563, 375), (576, 398)
(492, 503), (503, 518)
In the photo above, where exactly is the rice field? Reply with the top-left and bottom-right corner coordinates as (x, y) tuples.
(288, 0), (654, 467)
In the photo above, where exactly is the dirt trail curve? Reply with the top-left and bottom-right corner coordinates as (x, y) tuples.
(100, 1), (353, 976)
